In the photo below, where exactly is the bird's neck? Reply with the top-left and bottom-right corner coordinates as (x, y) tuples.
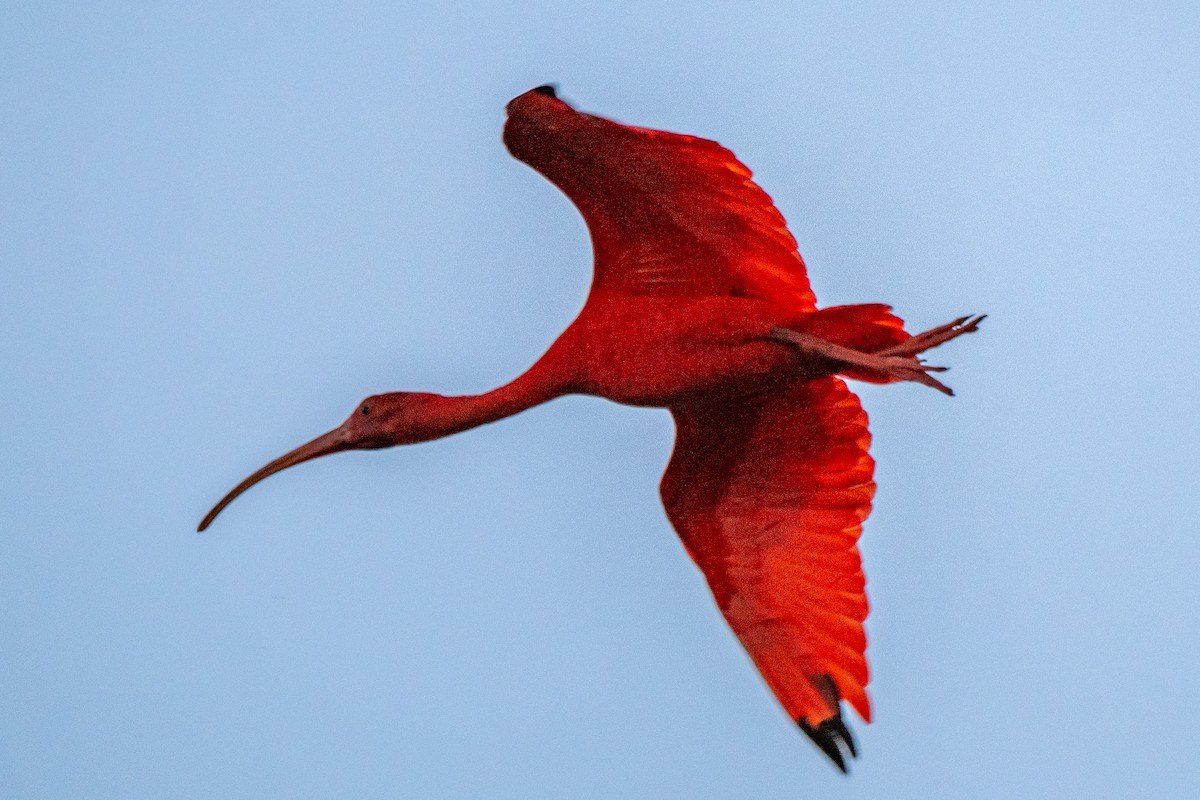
(425, 360), (569, 440)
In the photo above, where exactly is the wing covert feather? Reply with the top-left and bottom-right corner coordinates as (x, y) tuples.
(586, 126), (816, 308)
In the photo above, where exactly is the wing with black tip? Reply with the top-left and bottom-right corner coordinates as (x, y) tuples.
(660, 377), (874, 771)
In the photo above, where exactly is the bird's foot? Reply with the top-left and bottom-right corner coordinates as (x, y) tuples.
(877, 314), (986, 358)
(770, 325), (967, 396)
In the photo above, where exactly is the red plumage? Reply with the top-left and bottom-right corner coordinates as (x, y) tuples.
(201, 86), (983, 773)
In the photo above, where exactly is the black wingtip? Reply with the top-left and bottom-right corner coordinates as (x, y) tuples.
(798, 714), (856, 773)
(797, 673), (858, 773)
(800, 714), (857, 773)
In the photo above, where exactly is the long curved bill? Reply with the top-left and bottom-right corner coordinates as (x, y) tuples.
(198, 427), (351, 532)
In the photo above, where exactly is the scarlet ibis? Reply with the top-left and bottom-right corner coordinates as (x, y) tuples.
(200, 85), (982, 772)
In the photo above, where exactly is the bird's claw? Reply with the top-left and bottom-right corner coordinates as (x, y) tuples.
(877, 355), (953, 395)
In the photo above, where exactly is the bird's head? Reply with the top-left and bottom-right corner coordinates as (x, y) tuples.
(198, 391), (449, 531)
(343, 391), (453, 448)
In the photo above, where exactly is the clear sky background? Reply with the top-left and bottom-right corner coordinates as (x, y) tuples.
(3, 2), (1198, 798)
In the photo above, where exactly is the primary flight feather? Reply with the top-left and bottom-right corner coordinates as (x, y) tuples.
(200, 85), (982, 772)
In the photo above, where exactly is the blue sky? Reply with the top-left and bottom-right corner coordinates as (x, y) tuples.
(3, 2), (1198, 797)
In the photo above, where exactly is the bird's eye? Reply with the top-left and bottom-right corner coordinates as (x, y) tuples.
(360, 403), (371, 416)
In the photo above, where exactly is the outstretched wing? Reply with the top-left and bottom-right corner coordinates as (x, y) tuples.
(503, 90), (816, 308)
(660, 376), (874, 771)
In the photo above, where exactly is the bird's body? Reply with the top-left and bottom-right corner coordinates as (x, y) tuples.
(200, 85), (982, 772)
(540, 294), (792, 405)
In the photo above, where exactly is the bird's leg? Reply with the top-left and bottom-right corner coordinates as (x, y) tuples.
(770, 328), (955, 394)
(768, 314), (987, 395)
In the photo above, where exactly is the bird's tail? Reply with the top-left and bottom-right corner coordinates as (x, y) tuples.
(796, 304), (912, 384)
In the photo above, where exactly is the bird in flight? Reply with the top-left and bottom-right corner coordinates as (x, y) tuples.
(200, 85), (982, 772)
